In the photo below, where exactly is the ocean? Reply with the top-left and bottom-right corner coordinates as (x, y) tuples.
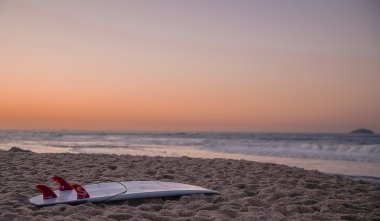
(1, 130), (379, 181)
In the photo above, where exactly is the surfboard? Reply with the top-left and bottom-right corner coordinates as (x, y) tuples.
(29, 176), (218, 206)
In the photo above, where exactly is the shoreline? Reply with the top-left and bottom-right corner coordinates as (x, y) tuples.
(1, 147), (380, 220)
(2, 145), (379, 180)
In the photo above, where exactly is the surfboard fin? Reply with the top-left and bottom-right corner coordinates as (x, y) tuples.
(52, 176), (73, 191)
(71, 184), (90, 199)
(36, 184), (57, 199)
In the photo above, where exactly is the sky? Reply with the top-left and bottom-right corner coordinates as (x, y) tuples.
(0, 0), (379, 132)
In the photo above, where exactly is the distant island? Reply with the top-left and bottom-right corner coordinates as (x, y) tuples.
(350, 128), (375, 134)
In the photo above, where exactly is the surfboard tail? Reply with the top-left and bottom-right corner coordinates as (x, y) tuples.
(35, 184), (57, 199)
(71, 184), (90, 199)
(52, 176), (73, 191)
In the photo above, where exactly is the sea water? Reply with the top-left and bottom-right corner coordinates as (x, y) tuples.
(1, 130), (379, 181)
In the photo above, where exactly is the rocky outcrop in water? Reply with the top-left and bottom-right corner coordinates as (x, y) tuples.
(350, 129), (375, 134)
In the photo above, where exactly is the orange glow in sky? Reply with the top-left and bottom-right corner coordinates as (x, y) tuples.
(1, 1), (379, 132)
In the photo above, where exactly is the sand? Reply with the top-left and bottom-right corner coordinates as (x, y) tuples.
(0, 147), (379, 220)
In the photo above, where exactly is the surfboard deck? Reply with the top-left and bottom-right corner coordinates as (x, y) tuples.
(30, 181), (218, 206)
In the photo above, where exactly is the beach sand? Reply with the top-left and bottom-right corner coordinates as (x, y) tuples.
(1, 147), (379, 220)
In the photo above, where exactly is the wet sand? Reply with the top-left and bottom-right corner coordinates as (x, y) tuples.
(1, 147), (379, 220)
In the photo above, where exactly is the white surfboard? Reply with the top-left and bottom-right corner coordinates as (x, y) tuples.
(29, 177), (218, 206)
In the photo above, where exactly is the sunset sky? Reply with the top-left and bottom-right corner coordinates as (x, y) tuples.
(0, 0), (379, 132)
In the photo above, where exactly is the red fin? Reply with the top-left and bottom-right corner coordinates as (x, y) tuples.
(52, 176), (73, 191)
(71, 184), (90, 199)
(36, 184), (57, 199)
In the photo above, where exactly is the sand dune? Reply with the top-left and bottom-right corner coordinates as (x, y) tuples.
(0, 147), (379, 220)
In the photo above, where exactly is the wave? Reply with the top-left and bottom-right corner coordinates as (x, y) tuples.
(1, 130), (379, 162)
